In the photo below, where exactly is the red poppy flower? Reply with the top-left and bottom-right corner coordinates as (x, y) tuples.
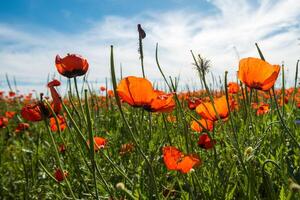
(15, 123), (30, 132)
(238, 57), (280, 91)
(58, 144), (66, 153)
(198, 133), (216, 150)
(21, 80), (62, 122)
(100, 86), (106, 92)
(191, 118), (214, 132)
(117, 76), (156, 107)
(49, 115), (66, 132)
(87, 136), (107, 152)
(163, 146), (201, 174)
(187, 97), (202, 110)
(8, 91), (16, 97)
(55, 54), (89, 78)
(5, 111), (16, 119)
(256, 103), (270, 116)
(0, 117), (9, 128)
(54, 168), (69, 182)
(227, 82), (239, 94)
(21, 104), (44, 122)
(195, 96), (229, 122)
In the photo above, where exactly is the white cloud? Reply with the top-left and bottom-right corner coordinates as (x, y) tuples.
(0, 0), (299, 94)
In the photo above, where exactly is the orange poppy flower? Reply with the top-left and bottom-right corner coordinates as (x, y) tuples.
(227, 82), (239, 94)
(54, 168), (69, 182)
(15, 123), (30, 132)
(55, 54), (89, 78)
(146, 90), (175, 112)
(238, 57), (280, 91)
(191, 118), (214, 132)
(0, 117), (9, 128)
(198, 133), (216, 150)
(49, 115), (66, 132)
(87, 136), (107, 152)
(5, 111), (16, 119)
(107, 90), (114, 97)
(195, 96), (229, 122)
(162, 146), (201, 174)
(117, 76), (156, 107)
(256, 103), (270, 116)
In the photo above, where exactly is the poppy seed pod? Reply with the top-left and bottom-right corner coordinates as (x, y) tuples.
(55, 54), (89, 78)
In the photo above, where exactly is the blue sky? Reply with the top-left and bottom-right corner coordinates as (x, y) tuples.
(0, 0), (299, 93)
(0, 0), (214, 32)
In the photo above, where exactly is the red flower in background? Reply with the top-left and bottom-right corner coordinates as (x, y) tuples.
(87, 137), (107, 152)
(55, 54), (89, 78)
(227, 82), (239, 94)
(187, 97), (202, 110)
(9, 91), (16, 97)
(198, 133), (216, 150)
(100, 86), (106, 92)
(0, 117), (9, 128)
(256, 103), (270, 116)
(21, 80), (62, 122)
(5, 111), (16, 119)
(163, 146), (201, 174)
(49, 115), (66, 132)
(15, 123), (30, 132)
(54, 168), (69, 182)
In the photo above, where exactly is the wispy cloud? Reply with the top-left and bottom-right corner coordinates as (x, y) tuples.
(0, 0), (299, 93)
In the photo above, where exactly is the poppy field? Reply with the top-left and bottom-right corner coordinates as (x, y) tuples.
(1, 26), (300, 199)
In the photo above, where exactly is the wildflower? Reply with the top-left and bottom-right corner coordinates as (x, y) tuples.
(244, 146), (253, 157)
(107, 90), (114, 97)
(5, 111), (16, 119)
(163, 146), (201, 174)
(87, 136), (107, 152)
(21, 103), (44, 122)
(120, 143), (134, 156)
(54, 168), (69, 182)
(238, 57), (280, 91)
(15, 123), (30, 132)
(0, 117), (9, 128)
(55, 54), (89, 78)
(256, 103), (270, 116)
(8, 91), (16, 97)
(191, 119), (214, 132)
(197, 133), (216, 150)
(227, 82), (239, 94)
(195, 96), (229, 122)
(100, 86), (106, 92)
(146, 90), (175, 112)
(117, 76), (155, 107)
(49, 115), (66, 132)
(187, 97), (202, 110)
(21, 80), (62, 122)
(58, 144), (66, 153)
